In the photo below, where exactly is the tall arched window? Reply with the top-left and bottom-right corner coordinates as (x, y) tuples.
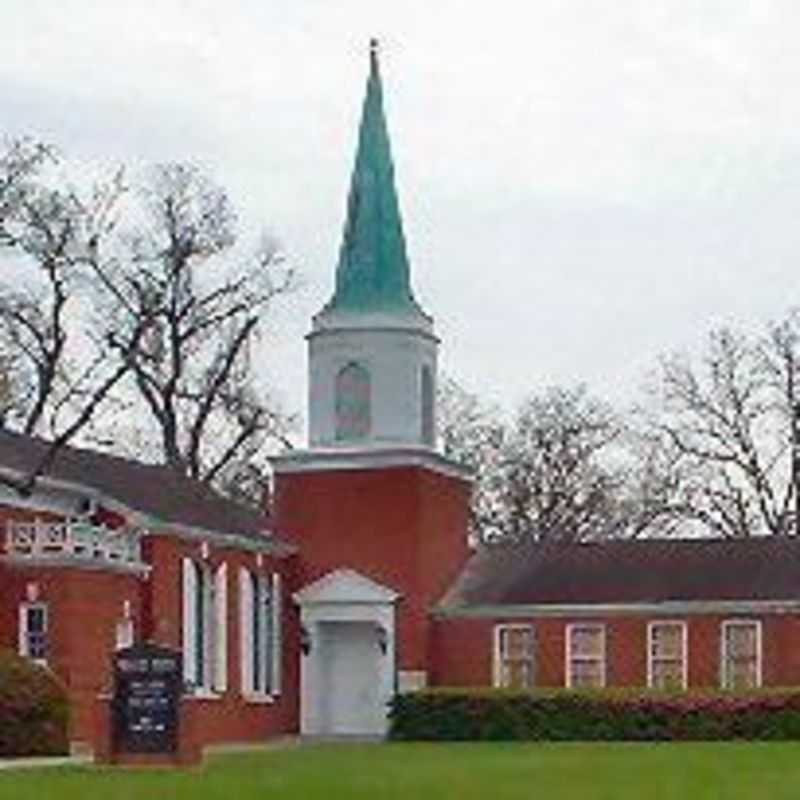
(421, 365), (435, 445)
(335, 362), (371, 441)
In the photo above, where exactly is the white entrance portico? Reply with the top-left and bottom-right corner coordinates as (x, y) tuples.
(294, 569), (398, 736)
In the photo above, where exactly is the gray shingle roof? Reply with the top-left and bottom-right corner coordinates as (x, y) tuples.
(0, 430), (287, 549)
(441, 536), (800, 609)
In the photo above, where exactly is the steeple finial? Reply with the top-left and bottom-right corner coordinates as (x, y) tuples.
(325, 40), (424, 316)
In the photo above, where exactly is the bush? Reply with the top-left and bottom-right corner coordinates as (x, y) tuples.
(0, 648), (69, 756)
(388, 688), (800, 742)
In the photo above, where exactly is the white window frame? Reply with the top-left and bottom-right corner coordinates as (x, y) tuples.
(647, 621), (688, 690)
(18, 602), (48, 664)
(721, 619), (762, 690)
(240, 567), (282, 699)
(182, 558), (226, 695)
(565, 623), (606, 689)
(493, 624), (535, 689)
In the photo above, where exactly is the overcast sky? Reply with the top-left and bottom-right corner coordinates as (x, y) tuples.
(4, 1), (800, 426)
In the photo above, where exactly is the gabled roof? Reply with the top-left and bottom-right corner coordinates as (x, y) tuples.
(440, 537), (800, 610)
(294, 568), (399, 605)
(0, 430), (290, 551)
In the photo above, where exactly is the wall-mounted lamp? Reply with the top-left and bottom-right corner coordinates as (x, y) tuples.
(200, 541), (210, 560)
(25, 582), (39, 602)
(376, 624), (388, 655)
(300, 625), (312, 656)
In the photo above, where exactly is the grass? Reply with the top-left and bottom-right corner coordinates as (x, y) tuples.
(2, 741), (800, 799)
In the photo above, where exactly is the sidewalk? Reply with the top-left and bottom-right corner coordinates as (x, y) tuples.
(0, 754), (92, 771)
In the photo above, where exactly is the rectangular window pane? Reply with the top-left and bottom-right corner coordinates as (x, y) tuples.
(571, 627), (603, 658)
(570, 660), (603, 688)
(503, 661), (532, 690)
(723, 622), (760, 689)
(496, 626), (534, 689)
(568, 626), (604, 688)
(23, 605), (47, 661)
(651, 660), (684, 690)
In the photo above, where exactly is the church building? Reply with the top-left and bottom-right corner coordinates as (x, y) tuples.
(3, 43), (800, 752)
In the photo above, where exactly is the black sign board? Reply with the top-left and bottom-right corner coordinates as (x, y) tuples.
(112, 642), (182, 754)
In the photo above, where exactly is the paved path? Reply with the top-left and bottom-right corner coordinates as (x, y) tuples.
(0, 754), (92, 771)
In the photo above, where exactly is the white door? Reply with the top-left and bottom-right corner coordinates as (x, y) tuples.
(319, 621), (383, 735)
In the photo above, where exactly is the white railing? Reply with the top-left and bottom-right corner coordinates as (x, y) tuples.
(5, 518), (142, 566)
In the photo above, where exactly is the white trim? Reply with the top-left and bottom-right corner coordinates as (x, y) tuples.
(435, 600), (800, 618)
(1, 554), (151, 576)
(565, 623), (606, 689)
(721, 619), (763, 689)
(271, 446), (471, 482)
(492, 624), (534, 689)
(647, 621), (688, 690)
(239, 566), (253, 696)
(182, 557), (198, 686)
(115, 618), (135, 651)
(243, 693), (275, 705)
(0, 469), (291, 556)
(271, 572), (282, 696)
(213, 562), (228, 692)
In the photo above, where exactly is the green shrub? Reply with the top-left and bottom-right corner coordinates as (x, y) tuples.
(388, 688), (800, 742)
(0, 648), (69, 756)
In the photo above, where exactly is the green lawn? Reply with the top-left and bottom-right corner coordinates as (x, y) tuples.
(2, 741), (800, 799)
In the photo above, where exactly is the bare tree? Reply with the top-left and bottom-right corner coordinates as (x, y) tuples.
(88, 163), (296, 501)
(0, 141), (151, 494)
(439, 378), (626, 543)
(636, 319), (800, 538)
(438, 374), (507, 542)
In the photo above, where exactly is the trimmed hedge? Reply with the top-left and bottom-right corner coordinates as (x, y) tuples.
(0, 648), (69, 756)
(389, 688), (800, 741)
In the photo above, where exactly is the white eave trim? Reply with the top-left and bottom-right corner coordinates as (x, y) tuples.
(1, 554), (151, 577)
(433, 599), (800, 618)
(271, 446), (472, 482)
(144, 519), (296, 557)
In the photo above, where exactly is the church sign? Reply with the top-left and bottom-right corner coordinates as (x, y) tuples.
(112, 642), (182, 754)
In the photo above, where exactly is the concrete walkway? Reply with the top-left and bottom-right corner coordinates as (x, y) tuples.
(0, 754), (92, 771)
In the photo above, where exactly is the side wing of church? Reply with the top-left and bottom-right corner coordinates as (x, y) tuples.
(2, 43), (800, 751)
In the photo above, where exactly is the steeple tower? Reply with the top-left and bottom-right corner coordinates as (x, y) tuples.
(308, 41), (438, 449)
(328, 40), (424, 317)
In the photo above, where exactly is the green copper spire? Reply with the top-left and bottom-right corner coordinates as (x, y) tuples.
(329, 40), (422, 315)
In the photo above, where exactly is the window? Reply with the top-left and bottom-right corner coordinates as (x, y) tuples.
(182, 559), (227, 693)
(335, 362), (371, 441)
(494, 625), (534, 689)
(648, 621), (687, 690)
(240, 568), (282, 696)
(566, 624), (605, 688)
(19, 603), (48, 662)
(420, 365), (435, 445)
(721, 620), (761, 689)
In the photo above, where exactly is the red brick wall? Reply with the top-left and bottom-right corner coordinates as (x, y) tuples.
(1, 498), (299, 747)
(430, 612), (800, 689)
(273, 465), (471, 672)
(144, 533), (299, 744)
(1, 563), (143, 739)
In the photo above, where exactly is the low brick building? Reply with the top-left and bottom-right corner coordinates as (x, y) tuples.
(2, 43), (798, 752)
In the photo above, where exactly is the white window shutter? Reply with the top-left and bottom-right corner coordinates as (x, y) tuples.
(182, 558), (197, 686)
(214, 562), (228, 692)
(239, 567), (253, 694)
(271, 572), (282, 695)
(18, 604), (27, 657)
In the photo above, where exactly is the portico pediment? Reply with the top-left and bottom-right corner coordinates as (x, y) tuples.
(294, 568), (399, 606)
